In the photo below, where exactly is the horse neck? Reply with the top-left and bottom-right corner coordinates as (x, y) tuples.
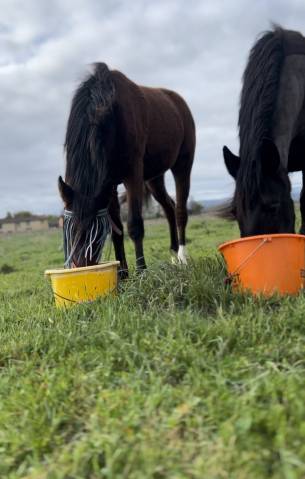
(271, 55), (305, 170)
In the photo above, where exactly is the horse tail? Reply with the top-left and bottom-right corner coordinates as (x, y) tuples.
(214, 200), (236, 221)
(64, 62), (115, 197)
(143, 184), (152, 208)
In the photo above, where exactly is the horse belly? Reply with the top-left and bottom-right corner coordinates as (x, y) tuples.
(143, 152), (174, 180)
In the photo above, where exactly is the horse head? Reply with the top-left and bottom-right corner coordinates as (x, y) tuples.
(223, 138), (295, 237)
(58, 176), (112, 267)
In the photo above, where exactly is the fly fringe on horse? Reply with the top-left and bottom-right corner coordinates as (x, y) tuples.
(63, 209), (111, 268)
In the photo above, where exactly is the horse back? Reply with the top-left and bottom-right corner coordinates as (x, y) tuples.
(111, 70), (194, 154)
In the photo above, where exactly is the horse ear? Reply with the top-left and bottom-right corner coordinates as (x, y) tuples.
(58, 176), (74, 204)
(223, 146), (240, 179)
(259, 138), (280, 176)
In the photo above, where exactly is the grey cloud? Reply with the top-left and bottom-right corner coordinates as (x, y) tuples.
(1, 0), (305, 217)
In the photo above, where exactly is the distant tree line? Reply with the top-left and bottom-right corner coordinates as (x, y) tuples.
(120, 197), (204, 221)
(4, 211), (59, 222)
(4, 199), (204, 224)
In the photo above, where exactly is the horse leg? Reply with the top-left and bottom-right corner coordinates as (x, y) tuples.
(125, 181), (146, 271)
(108, 188), (128, 279)
(300, 171), (305, 235)
(172, 155), (193, 264)
(146, 175), (178, 257)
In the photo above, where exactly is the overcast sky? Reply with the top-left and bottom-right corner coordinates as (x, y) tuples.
(1, 0), (305, 217)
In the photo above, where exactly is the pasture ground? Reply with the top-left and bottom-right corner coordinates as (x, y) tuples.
(1, 215), (305, 478)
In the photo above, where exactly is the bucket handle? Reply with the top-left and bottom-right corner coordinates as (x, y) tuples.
(53, 288), (117, 306)
(53, 291), (77, 304)
(225, 237), (271, 285)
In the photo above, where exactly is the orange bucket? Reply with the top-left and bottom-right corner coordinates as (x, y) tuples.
(218, 234), (305, 296)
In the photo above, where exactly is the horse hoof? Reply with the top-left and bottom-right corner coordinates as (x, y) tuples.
(136, 267), (147, 276)
(177, 245), (188, 265)
(119, 269), (129, 280)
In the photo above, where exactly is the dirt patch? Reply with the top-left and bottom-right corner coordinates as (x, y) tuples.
(0, 264), (16, 274)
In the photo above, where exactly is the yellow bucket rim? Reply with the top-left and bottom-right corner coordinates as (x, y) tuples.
(45, 261), (120, 276)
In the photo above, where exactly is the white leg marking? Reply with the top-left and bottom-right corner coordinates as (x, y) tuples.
(178, 245), (188, 264)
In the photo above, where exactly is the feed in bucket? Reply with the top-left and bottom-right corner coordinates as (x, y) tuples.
(45, 261), (120, 308)
(218, 234), (305, 296)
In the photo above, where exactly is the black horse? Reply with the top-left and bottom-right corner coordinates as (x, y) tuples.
(59, 63), (195, 274)
(223, 27), (305, 237)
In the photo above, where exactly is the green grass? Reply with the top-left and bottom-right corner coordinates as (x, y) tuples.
(1, 216), (305, 478)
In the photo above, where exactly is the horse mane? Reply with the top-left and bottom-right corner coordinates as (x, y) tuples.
(237, 26), (285, 198)
(64, 63), (115, 217)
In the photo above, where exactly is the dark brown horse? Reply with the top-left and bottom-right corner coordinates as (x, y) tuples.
(223, 27), (305, 237)
(59, 63), (195, 275)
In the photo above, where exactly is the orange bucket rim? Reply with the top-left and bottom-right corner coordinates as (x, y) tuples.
(45, 261), (120, 276)
(218, 233), (305, 252)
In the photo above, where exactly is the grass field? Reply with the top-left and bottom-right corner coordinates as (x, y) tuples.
(1, 215), (305, 478)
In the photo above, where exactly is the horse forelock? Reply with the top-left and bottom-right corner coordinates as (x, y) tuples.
(73, 194), (96, 225)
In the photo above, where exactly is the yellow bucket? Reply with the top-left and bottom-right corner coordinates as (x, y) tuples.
(45, 261), (120, 308)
